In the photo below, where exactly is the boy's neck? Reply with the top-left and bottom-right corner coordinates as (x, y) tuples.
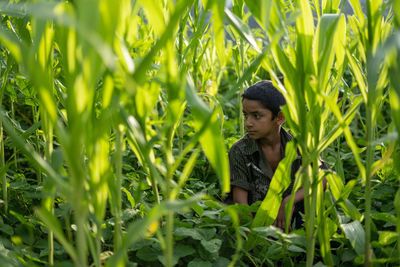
(258, 128), (281, 148)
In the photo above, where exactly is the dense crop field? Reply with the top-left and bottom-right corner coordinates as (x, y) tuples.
(0, 0), (400, 266)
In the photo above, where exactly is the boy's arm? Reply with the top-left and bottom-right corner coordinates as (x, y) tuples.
(229, 145), (251, 204)
(232, 186), (249, 205)
(274, 176), (328, 230)
(273, 188), (304, 230)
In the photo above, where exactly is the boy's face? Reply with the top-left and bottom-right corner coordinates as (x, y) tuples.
(242, 99), (283, 141)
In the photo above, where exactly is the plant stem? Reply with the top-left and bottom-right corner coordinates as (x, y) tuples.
(177, 8), (187, 154)
(0, 58), (10, 213)
(364, 103), (374, 267)
(305, 158), (319, 267)
(76, 199), (87, 266)
(165, 211), (174, 267)
(11, 100), (17, 169)
(43, 110), (54, 266)
(239, 87), (244, 137)
(114, 127), (123, 251)
(32, 106), (42, 183)
(0, 119), (5, 214)
(238, 43), (245, 137)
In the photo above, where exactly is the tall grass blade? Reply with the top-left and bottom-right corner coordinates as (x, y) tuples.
(138, 0), (166, 35)
(185, 75), (229, 194)
(211, 0), (226, 66)
(133, 0), (195, 84)
(35, 207), (78, 264)
(251, 141), (297, 228)
(0, 26), (22, 62)
(224, 8), (261, 53)
(0, 109), (68, 194)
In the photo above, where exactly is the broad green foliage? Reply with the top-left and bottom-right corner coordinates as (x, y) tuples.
(0, 0), (399, 267)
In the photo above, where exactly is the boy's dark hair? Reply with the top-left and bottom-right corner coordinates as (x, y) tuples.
(242, 80), (286, 118)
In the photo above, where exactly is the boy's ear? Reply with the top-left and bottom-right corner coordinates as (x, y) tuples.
(277, 111), (285, 125)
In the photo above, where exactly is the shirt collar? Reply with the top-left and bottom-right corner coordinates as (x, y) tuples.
(240, 128), (293, 156)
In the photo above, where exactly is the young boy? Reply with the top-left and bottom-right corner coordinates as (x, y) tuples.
(229, 80), (304, 230)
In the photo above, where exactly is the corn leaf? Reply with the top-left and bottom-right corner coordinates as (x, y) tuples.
(132, 0), (195, 84)
(313, 14), (343, 91)
(0, 108), (69, 195)
(211, 0), (226, 66)
(185, 75), (230, 194)
(0, 25), (22, 62)
(138, 0), (165, 35)
(35, 207), (78, 264)
(224, 8), (261, 53)
(252, 141), (297, 228)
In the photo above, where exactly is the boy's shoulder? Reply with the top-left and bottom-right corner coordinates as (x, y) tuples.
(229, 134), (258, 156)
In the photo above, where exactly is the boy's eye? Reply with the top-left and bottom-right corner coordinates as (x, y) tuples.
(243, 113), (248, 118)
(255, 113), (261, 119)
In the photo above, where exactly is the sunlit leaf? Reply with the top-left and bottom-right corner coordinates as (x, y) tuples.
(224, 8), (261, 53)
(185, 75), (229, 194)
(341, 220), (365, 256)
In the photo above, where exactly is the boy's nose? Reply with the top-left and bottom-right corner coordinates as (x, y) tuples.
(245, 118), (253, 128)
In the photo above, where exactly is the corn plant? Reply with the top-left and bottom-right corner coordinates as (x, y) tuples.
(386, 0), (400, 261)
(0, 0), (231, 266)
(1, 0), (400, 266)
(345, 0), (395, 265)
(226, 0), (394, 266)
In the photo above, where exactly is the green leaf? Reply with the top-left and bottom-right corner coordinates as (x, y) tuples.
(0, 25), (22, 62)
(174, 227), (203, 240)
(158, 244), (196, 266)
(122, 188), (135, 209)
(215, 257), (231, 267)
(346, 48), (367, 102)
(185, 75), (229, 194)
(313, 14), (344, 91)
(296, 0), (315, 73)
(35, 207), (78, 263)
(211, 0), (226, 66)
(244, 0), (274, 32)
(137, 246), (160, 262)
(322, 0), (341, 13)
(106, 196), (203, 266)
(0, 222), (14, 236)
(318, 214), (334, 265)
(371, 213), (397, 224)
(174, 244), (196, 258)
(200, 238), (222, 254)
(348, 0), (365, 27)
(321, 93), (366, 181)
(224, 48), (269, 101)
(188, 258), (212, 267)
(224, 8), (261, 53)
(114, 38), (135, 73)
(326, 174), (361, 220)
(132, 0), (195, 84)
(341, 220), (365, 256)
(392, 0), (400, 27)
(287, 245), (306, 253)
(0, 108), (69, 195)
(252, 141), (297, 228)
(378, 231), (398, 246)
(138, 0), (165, 35)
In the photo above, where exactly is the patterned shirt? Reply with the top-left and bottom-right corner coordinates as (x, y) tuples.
(228, 128), (301, 205)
